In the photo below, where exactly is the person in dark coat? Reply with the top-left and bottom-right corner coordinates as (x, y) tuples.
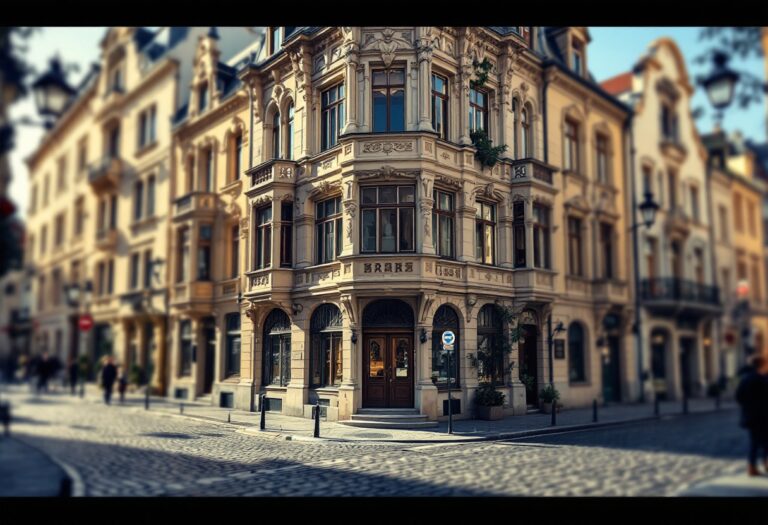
(100, 356), (118, 405)
(36, 352), (51, 394)
(117, 366), (128, 404)
(735, 355), (768, 476)
(68, 358), (79, 395)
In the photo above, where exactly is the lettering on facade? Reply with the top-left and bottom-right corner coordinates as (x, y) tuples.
(363, 262), (413, 274)
(513, 164), (527, 179)
(435, 264), (462, 279)
(252, 274), (270, 287)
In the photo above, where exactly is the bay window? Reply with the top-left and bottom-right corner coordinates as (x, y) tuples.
(431, 73), (448, 140)
(568, 217), (584, 276)
(254, 205), (272, 270)
(475, 201), (496, 265)
(321, 84), (345, 150)
(360, 185), (415, 253)
(281, 202), (293, 267)
(432, 189), (454, 258)
(372, 68), (405, 133)
(513, 201), (526, 268)
(197, 224), (212, 280)
(533, 204), (551, 269)
(315, 196), (342, 264)
(564, 119), (579, 172)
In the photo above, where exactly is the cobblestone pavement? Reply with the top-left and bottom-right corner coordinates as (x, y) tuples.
(4, 388), (748, 496)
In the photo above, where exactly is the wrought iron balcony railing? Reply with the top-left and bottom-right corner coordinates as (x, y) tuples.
(640, 277), (720, 305)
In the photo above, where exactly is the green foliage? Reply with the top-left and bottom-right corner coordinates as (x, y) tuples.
(475, 383), (505, 407)
(470, 130), (507, 169)
(540, 384), (561, 403)
(470, 57), (493, 88)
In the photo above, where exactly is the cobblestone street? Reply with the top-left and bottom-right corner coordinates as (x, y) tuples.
(1, 387), (752, 496)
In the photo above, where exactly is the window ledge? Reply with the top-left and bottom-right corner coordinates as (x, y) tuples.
(311, 386), (341, 394)
(222, 375), (240, 383)
(130, 215), (159, 230)
(135, 140), (159, 159)
(263, 385), (288, 392)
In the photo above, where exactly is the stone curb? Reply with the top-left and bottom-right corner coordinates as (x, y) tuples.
(6, 436), (84, 497)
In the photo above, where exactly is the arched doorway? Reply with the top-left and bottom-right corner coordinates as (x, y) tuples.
(263, 309), (291, 387)
(361, 299), (414, 408)
(432, 304), (460, 389)
(309, 304), (343, 388)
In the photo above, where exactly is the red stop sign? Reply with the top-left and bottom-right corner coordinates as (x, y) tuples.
(78, 314), (94, 332)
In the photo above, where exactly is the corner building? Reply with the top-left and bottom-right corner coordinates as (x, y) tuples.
(167, 26), (637, 422)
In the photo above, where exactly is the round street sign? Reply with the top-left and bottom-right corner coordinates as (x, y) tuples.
(78, 314), (94, 333)
(442, 330), (456, 346)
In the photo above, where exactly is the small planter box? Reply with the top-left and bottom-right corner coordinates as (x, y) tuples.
(476, 405), (504, 420)
(540, 402), (562, 414)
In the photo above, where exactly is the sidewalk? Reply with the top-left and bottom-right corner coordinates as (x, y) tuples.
(677, 474), (768, 496)
(0, 435), (71, 496)
(76, 384), (737, 443)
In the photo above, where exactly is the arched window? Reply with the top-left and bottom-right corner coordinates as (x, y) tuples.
(568, 322), (586, 383)
(263, 309), (291, 386)
(271, 110), (281, 159)
(477, 304), (504, 385)
(521, 107), (531, 157)
(432, 304), (460, 389)
(310, 304), (343, 388)
(231, 132), (243, 181)
(286, 103), (294, 160)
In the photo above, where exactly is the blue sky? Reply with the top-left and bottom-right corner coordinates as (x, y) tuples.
(7, 27), (767, 219)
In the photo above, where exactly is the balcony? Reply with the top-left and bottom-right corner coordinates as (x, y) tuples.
(659, 138), (687, 164)
(173, 192), (217, 222)
(664, 206), (691, 238)
(245, 159), (298, 195)
(170, 281), (214, 310)
(510, 158), (557, 187)
(592, 279), (629, 304)
(95, 228), (118, 250)
(88, 157), (123, 192)
(641, 277), (721, 317)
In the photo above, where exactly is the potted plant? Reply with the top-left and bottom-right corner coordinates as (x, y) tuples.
(540, 384), (561, 414)
(475, 383), (505, 420)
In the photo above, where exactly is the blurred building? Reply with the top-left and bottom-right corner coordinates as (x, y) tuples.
(603, 38), (722, 401)
(703, 130), (768, 370)
(24, 27), (256, 387)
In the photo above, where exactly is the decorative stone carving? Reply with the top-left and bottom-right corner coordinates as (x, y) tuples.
(361, 141), (414, 155)
(466, 293), (478, 319)
(356, 165), (420, 181)
(362, 28), (413, 68)
(340, 294), (357, 326)
(343, 199), (357, 241)
(418, 292), (436, 324)
(420, 198), (433, 238)
(310, 179), (342, 198)
(435, 174), (461, 189)
(240, 217), (249, 238)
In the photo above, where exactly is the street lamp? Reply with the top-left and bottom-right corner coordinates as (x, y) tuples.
(30, 57), (76, 128)
(630, 190), (659, 404)
(547, 317), (565, 426)
(700, 51), (740, 114)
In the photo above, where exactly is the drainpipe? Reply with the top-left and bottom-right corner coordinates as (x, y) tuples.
(542, 68), (549, 163)
(627, 114), (645, 403)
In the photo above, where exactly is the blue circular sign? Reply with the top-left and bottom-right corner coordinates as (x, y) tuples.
(442, 331), (456, 346)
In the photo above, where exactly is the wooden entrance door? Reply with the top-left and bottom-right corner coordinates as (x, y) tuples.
(363, 333), (414, 408)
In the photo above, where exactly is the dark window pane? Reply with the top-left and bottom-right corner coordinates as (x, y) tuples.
(379, 186), (397, 204)
(373, 90), (388, 132)
(362, 187), (377, 204)
(399, 186), (414, 203)
(380, 209), (397, 252)
(399, 208), (414, 251)
(362, 209), (377, 252)
(390, 89), (405, 131)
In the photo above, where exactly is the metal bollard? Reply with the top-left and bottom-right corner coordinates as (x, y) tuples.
(314, 401), (321, 438)
(259, 394), (266, 431)
(654, 396), (660, 418)
(180, 402), (184, 415)
(592, 399), (598, 423)
(227, 411), (231, 423)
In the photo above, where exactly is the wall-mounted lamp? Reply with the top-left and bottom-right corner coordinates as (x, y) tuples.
(419, 328), (428, 344)
(351, 330), (358, 344)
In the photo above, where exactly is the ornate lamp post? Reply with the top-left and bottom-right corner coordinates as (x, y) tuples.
(699, 51), (741, 123)
(30, 57), (76, 129)
(630, 191), (659, 403)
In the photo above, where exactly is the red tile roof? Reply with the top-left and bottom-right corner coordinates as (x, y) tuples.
(600, 72), (633, 95)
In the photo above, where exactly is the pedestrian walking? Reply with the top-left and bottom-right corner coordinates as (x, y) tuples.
(735, 354), (768, 476)
(68, 358), (79, 395)
(100, 356), (117, 405)
(36, 352), (52, 395)
(117, 366), (128, 404)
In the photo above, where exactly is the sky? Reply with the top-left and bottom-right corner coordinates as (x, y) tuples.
(6, 27), (767, 221)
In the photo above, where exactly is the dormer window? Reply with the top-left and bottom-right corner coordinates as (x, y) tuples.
(110, 67), (123, 93)
(270, 27), (282, 55)
(572, 39), (584, 76)
(198, 82), (209, 113)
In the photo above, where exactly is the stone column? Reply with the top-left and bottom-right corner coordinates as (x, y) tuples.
(416, 32), (434, 132)
(151, 321), (164, 392)
(416, 321), (438, 420)
(338, 294), (358, 420)
(341, 41), (359, 135)
(341, 176), (358, 257)
(286, 304), (308, 417)
(418, 174), (435, 255)
(458, 60), (472, 146)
